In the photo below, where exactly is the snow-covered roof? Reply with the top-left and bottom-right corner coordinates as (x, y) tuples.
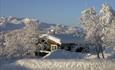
(40, 34), (83, 44)
(53, 34), (81, 44)
(40, 34), (61, 45)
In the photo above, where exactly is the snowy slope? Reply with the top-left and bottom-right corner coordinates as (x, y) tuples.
(44, 49), (115, 59)
(43, 49), (96, 59)
(0, 49), (115, 70)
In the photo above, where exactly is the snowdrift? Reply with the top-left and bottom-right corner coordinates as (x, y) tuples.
(43, 49), (97, 59)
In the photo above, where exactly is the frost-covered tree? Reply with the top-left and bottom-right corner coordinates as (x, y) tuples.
(80, 8), (104, 58)
(0, 32), (6, 56)
(99, 4), (115, 48)
(80, 4), (115, 58)
(0, 18), (39, 58)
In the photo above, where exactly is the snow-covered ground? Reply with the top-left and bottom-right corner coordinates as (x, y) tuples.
(43, 49), (97, 59)
(44, 49), (115, 59)
(0, 59), (115, 70)
(0, 49), (115, 70)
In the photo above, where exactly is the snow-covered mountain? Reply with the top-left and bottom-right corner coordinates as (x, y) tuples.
(0, 16), (83, 35)
(0, 23), (25, 32)
(0, 17), (25, 32)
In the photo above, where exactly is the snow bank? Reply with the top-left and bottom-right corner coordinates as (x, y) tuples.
(43, 49), (97, 59)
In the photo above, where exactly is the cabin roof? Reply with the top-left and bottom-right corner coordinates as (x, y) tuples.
(40, 34), (83, 44)
(40, 34), (61, 45)
(53, 34), (81, 44)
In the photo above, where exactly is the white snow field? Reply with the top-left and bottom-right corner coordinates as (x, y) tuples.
(0, 59), (115, 70)
(0, 49), (115, 70)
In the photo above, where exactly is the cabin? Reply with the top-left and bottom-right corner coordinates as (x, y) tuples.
(54, 34), (84, 51)
(39, 34), (84, 52)
(39, 34), (61, 51)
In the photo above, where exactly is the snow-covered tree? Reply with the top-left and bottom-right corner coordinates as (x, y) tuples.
(80, 3), (115, 58)
(99, 3), (115, 48)
(0, 18), (40, 58)
(0, 32), (6, 56)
